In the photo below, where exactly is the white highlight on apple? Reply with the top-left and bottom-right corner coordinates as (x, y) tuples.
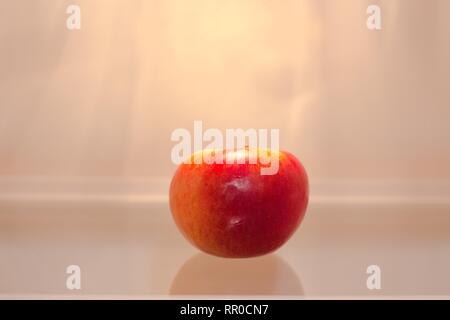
(171, 121), (280, 175)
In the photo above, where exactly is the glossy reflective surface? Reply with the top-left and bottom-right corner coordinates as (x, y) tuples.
(170, 149), (308, 258)
(0, 198), (450, 298)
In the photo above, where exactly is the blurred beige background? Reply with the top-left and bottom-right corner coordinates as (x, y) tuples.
(1, 1), (450, 298)
(0, 0), (449, 192)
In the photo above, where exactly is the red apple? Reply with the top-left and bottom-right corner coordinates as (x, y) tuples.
(169, 148), (309, 258)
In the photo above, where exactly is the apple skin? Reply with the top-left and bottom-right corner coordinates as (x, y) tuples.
(169, 149), (309, 258)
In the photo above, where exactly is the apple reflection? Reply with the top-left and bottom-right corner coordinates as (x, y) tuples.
(170, 253), (303, 296)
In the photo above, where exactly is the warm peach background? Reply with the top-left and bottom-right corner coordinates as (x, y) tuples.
(0, 0), (449, 182)
(1, 1), (450, 298)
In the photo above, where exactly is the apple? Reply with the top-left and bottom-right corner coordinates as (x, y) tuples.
(169, 148), (309, 258)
